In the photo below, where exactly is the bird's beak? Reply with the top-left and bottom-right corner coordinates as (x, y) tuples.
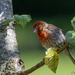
(33, 28), (38, 33)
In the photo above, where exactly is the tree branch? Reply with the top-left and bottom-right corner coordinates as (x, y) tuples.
(24, 60), (44, 75)
(17, 42), (70, 75)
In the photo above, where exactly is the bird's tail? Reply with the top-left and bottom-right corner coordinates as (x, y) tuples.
(64, 49), (75, 65)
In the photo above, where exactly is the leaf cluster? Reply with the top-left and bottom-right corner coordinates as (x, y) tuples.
(3, 14), (31, 28)
(65, 17), (75, 46)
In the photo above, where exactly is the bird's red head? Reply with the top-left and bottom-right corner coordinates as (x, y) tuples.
(33, 21), (49, 45)
(33, 21), (47, 33)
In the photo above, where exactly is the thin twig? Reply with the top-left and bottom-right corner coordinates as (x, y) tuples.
(24, 60), (44, 75)
(17, 42), (70, 75)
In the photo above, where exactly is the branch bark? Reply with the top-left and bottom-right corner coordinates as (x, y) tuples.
(0, 0), (25, 75)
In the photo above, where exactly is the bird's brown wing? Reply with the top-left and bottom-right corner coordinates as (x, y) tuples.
(46, 24), (67, 48)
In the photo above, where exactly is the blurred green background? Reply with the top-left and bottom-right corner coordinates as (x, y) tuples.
(13, 0), (75, 75)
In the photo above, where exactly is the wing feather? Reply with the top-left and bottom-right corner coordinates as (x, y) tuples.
(46, 24), (66, 48)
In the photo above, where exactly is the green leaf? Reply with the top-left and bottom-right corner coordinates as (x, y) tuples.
(65, 31), (75, 46)
(44, 48), (60, 73)
(13, 14), (31, 28)
(71, 17), (75, 29)
(21, 15), (31, 22)
(14, 15), (22, 22)
(3, 19), (13, 25)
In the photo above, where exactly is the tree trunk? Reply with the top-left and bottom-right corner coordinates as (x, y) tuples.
(0, 0), (25, 75)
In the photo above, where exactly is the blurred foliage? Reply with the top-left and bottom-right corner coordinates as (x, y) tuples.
(71, 17), (75, 29)
(65, 17), (75, 46)
(65, 31), (75, 46)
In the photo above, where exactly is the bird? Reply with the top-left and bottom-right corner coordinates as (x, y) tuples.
(33, 21), (75, 64)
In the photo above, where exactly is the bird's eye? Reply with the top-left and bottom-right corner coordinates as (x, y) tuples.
(36, 25), (39, 28)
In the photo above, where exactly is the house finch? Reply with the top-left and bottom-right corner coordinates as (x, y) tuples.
(33, 21), (75, 64)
